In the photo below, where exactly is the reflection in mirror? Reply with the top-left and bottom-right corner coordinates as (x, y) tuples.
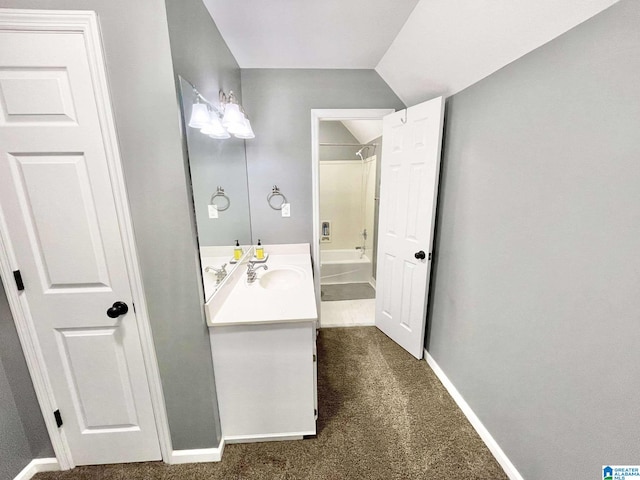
(178, 76), (253, 300)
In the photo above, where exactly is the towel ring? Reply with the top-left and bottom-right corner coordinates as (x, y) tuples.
(210, 186), (230, 212)
(267, 185), (287, 210)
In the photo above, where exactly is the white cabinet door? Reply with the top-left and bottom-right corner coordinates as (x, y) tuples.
(0, 18), (161, 465)
(375, 97), (445, 359)
(211, 322), (316, 441)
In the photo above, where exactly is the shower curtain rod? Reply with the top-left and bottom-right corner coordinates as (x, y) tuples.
(319, 143), (379, 147)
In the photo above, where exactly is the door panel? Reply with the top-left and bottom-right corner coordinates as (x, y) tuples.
(0, 24), (160, 465)
(7, 153), (111, 291)
(56, 327), (139, 430)
(0, 67), (77, 124)
(375, 97), (445, 359)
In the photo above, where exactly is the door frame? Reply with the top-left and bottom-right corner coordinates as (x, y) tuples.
(310, 109), (395, 319)
(0, 9), (172, 469)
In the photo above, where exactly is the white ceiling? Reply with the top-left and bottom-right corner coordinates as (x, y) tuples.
(202, 0), (420, 69)
(341, 120), (383, 145)
(376, 0), (620, 105)
(202, 0), (620, 104)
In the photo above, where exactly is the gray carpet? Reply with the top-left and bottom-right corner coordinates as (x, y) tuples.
(321, 282), (375, 301)
(36, 328), (507, 480)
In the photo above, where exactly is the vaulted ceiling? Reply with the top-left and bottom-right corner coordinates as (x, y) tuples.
(202, 0), (620, 105)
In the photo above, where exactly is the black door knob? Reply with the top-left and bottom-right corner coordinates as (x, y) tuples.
(414, 251), (426, 260)
(107, 301), (129, 318)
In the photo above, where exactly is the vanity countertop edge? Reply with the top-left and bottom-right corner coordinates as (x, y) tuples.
(206, 243), (318, 327)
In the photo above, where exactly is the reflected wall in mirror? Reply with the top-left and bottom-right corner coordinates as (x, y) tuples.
(178, 76), (253, 300)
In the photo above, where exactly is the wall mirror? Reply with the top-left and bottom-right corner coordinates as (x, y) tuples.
(178, 76), (253, 300)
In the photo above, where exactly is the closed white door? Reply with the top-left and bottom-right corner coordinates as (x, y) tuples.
(375, 97), (445, 359)
(0, 20), (161, 464)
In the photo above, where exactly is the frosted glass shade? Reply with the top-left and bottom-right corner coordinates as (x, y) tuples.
(222, 103), (245, 133)
(200, 111), (228, 139)
(188, 102), (209, 128)
(209, 131), (231, 140)
(234, 117), (255, 139)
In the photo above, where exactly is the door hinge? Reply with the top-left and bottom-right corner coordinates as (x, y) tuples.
(13, 270), (24, 291)
(428, 252), (432, 261)
(314, 409), (317, 417)
(132, 302), (136, 313)
(54, 409), (63, 428)
(313, 354), (316, 362)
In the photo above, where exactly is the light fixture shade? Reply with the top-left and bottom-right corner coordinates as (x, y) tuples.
(234, 116), (255, 139)
(188, 102), (210, 128)
(209, 130), (231, 140)
(222, 103), (245, 133)
(200, 111), (227, 136)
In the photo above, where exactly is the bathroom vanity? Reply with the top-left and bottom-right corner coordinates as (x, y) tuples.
(205, 244), (317, 443)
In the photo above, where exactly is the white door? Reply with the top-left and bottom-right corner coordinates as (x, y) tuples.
(375, 97), (445, 359)
(0, 20), (161, 465)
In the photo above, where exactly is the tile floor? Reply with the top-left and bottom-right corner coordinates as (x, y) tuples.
(320, 298), (375, 327)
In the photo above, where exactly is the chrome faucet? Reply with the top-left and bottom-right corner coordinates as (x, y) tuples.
(246, 261), (268, 283)
(205, 263), (227, 284)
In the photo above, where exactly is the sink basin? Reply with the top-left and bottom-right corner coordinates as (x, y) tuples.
(259, 266), (305, 291)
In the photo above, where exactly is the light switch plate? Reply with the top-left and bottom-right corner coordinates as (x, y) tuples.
(208, 204), (219, 219)
(281, 203), (290, 217)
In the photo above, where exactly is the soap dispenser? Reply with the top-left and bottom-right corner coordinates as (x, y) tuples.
(233, 240), (243, 261)
(255, 239), (265, 260)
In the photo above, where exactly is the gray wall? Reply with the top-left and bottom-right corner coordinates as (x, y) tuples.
(0, 0), (220, 450)
(319, 121), (361, 161)
(0, 280), (54, 480)
(427, 1), (640, 478)
(241, 69), (404, 246)
(0, 360), (31, 480)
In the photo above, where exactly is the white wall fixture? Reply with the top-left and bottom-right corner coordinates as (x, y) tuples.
(185, 79), (254, 139)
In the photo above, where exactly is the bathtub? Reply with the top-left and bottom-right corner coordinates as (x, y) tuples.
(320, 249), (372, 285)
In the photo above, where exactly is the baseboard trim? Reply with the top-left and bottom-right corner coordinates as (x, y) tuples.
(169, 439), (225, 464)
(14, 458), (60, 480)
(424, 350), (524, 480)
(224, 432), (311, 444)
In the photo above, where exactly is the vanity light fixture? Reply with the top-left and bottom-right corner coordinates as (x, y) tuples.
(187, 98), (210, 129)
(200, 109), (230, 139)
(187, 84), (255, 140)
(221, 90), (255, 139)
(234, 113), (256, 139)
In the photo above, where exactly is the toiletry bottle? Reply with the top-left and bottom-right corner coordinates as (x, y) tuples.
(233, 240), (243, 261)
(256, 239), (264, 260)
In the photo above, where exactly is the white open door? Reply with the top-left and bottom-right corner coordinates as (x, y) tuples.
(0, 12), (161, 465)
(375, 97), (445, 359)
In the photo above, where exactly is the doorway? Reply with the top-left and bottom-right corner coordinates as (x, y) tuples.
(312, 99), (445, 358)
(311, 109), (394, 328)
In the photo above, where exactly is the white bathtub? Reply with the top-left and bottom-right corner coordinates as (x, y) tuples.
(320, 249), (372, 285)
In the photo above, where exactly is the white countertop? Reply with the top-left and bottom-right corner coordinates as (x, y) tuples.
(206, 244), (318, 327)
